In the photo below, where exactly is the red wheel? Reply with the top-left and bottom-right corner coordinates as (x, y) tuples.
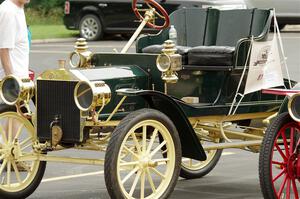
(132, 0), (170, 30)
(259, 113), (300, 199)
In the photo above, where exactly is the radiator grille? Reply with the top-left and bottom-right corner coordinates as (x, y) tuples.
(37, 80), (81, 143)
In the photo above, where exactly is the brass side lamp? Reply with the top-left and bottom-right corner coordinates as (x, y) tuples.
(69, 38), (93, 68)
(156, 40), (182, 84)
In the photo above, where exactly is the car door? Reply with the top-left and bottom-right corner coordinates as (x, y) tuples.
(99, 0), (136, 30)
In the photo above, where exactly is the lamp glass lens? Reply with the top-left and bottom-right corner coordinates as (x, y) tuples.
(76, 82), (93, 110)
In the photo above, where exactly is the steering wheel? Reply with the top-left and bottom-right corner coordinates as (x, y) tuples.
(132, 0), (170, 30)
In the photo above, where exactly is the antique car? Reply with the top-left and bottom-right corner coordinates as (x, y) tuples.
(0, 0), (298, 198)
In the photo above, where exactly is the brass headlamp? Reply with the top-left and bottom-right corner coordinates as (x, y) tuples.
(69, 38), (93, 68)
(156, 40), (182, 83)
(0, 75), (34, 106)
(74, 80), (111, 111)
(288, 93), (300, 122)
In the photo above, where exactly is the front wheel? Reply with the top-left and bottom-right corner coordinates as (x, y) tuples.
(104, 109), (182, 199)
(0, 111), (46, 199)
(259, 112), (300, 199)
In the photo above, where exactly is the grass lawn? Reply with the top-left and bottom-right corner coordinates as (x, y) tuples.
(30, 25), (79, 40)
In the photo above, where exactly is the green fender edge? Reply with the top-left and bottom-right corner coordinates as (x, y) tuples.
(117, 88), (207, 161)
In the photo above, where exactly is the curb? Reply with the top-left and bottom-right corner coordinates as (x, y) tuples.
(32, 38), (76, 44)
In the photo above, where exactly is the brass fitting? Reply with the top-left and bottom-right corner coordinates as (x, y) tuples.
(69, 38), (94, 68)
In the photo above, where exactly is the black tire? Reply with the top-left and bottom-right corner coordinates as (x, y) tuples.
(259, 112), (298, 199)
(180, 148), (223, 179)
(104, 108), (182, 199)
(0, 105), (46, 199)
(79, 14), (103, 41)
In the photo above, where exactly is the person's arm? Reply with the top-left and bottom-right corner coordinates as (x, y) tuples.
(0, 48), (13, 75)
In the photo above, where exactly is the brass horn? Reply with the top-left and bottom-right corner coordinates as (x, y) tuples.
(0, 75), (34, 106)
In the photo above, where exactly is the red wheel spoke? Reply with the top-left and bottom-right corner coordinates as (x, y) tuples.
(291, 178), (299, 199)
(294, 139), (300, 154)
(275, 143), (288, 161)
(289, 127), (294, 155)
(273, 168), (286, 182)
(278, 174), (288, 198)
(286, 178), (291, 199)
(272, 161), (285, 166)
(281, 131), (290, 157)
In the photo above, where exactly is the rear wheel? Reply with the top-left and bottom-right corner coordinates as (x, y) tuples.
(79, 14), (103, 41)
(180, 138), (223, 179)
(259, 112), (300, 199)
(0, 111), (46, 199)
(104, 109), (181, 199)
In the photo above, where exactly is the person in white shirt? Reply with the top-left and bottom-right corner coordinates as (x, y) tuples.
(0, 0), (29, 79)
(0, 0), (30, 171)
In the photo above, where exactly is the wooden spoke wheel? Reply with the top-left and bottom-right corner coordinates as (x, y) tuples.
(259, 113), (300, 199)
(180, 138), (223, 179)
(104, 109), (181, 199)
(0, 112), (46, 199)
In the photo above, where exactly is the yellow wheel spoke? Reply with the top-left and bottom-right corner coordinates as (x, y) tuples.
(11, 160), (22, 183)
(14, 123), (24, 140)
(131, 133), (142, 155)
(129, 170), (142, 197)
(149, 167), (166, 179)
(6, 160), (11, 186)
(0, 159), (7, 176)
(8, 118), (13, 144)
(146, 168), (156, 193)
(122, 167), (139, 184)
(140, 171), (145, 199)
(150, 141), (167, 157)
(142, 126), (147, 153)
(20, 137), (32, 148)
(0, 124), (8, 144)
(146, 129), (158, 154)
(21, 143), (33, 151)
(0, 154), (4, 160)
(123, 146), (139, 159)
(120, 161), (139, 167)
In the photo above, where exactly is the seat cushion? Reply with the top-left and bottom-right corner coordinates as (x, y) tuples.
(188, 46), (235, 66)
(142, 45), (191, 65)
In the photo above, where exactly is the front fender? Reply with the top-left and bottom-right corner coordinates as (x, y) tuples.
(117, 89), (206, 161)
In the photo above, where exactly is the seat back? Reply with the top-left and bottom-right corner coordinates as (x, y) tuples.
(136, 8), (271, 52)
(165, 8), (208, 47)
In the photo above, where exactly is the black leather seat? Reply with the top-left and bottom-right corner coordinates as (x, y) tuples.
(188, 46), (235, 66)
(142, 45), (191, 65)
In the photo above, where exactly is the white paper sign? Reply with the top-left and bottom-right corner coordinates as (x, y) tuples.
(244, 34), (284, 95)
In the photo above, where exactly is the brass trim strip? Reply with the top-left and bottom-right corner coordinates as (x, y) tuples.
(18, 154), (104, 166)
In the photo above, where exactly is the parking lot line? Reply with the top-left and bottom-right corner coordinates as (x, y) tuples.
(41, 152), (235, 183)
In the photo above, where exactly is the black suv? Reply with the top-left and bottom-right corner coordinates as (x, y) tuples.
(63, 0), (247, 41)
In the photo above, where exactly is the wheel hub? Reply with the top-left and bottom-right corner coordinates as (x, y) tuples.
(139, 155), (157, 169)
(287, 153), (299, 178)
(296, 154), (300, 179)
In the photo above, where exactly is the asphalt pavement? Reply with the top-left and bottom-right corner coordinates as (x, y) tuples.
(28, 27), (300, 199)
